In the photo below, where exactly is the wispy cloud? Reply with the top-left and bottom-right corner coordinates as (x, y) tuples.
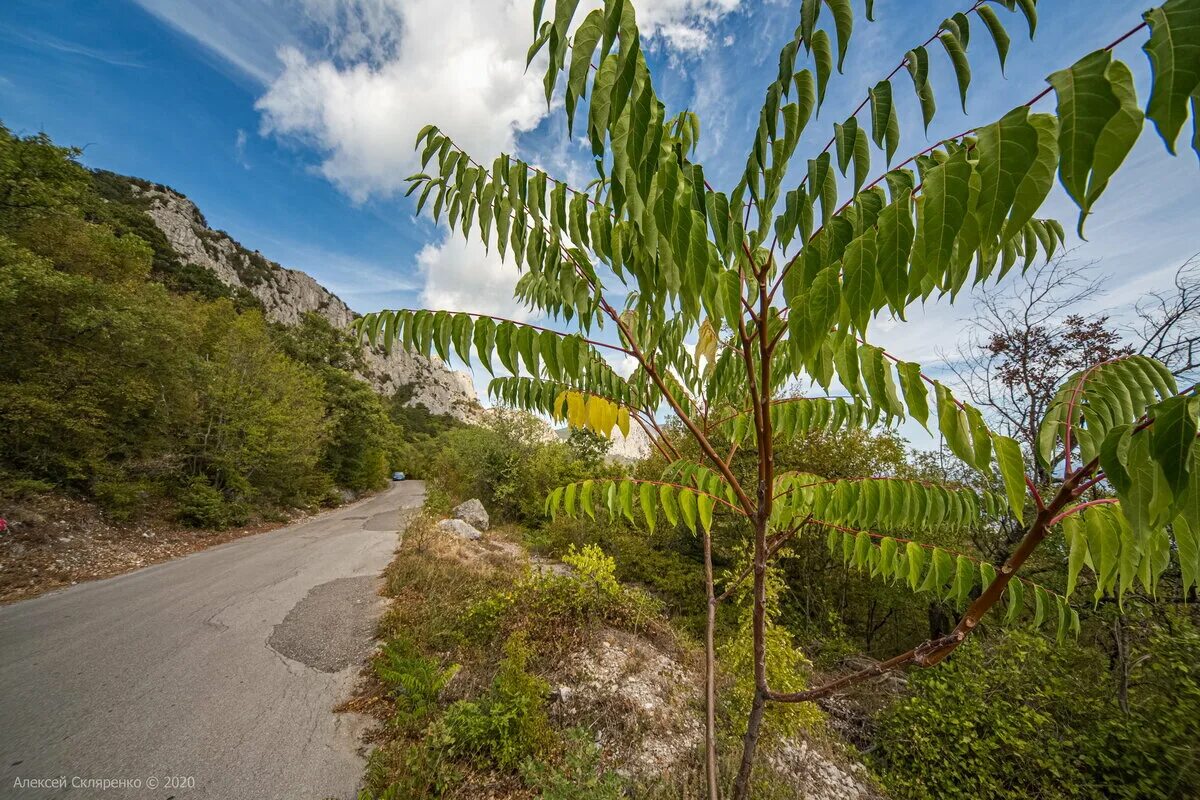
(233, 129), (251, 169)
(5, 28), (145, 69)
(129, 0), (299, 84)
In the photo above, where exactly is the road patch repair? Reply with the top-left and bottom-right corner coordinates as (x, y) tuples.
(268, 576), (382, 672)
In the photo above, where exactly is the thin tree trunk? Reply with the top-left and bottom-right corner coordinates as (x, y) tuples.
(731, 516), (769, 800)
(1114, 615), (1131, 714)
(732, 689), (767, 800)
(703, 529), (720, 800)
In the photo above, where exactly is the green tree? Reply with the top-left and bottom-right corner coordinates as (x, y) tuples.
(356, 1), (1200, 796)
(319, 369), (395, 492)
(0, 125), (89, 220)
(189, 304), (328, 506)
(274, 313), (395, 492)
(0, 239), (192, 491)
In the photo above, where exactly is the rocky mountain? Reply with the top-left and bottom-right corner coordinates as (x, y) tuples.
(133, 184), (482, 422)
(555, 424), (653, 462)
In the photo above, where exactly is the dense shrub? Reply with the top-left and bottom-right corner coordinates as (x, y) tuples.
(519, 728), (623, 800)
(374, 637), (459, 734)
(177, 477), (234, 529)
(425, 411), (616, 525)
(872, 625), (1200, 800)
(464, 544), (663, 646)
(528, 514), (709, 631)
(359, 738), (461, 800)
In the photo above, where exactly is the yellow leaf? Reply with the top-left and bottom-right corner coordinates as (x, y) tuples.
(695, 318), (718, 368)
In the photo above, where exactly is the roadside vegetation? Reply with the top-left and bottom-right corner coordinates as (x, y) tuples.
(0, 125), (456, 531)
(353, 0), (1200, 796)
(359, 412), (1200, 799)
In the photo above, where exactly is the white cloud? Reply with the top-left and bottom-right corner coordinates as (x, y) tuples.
(417, 232), (531, 321)
(256, 0), (549, 202)
(251, 0), (742, 321)
(135, 0), (743, 338)
(610, 353), (640, 378)
(255, 0), (742, 202)
(130, 0), (298, 84)
(234, 129), (250, 169)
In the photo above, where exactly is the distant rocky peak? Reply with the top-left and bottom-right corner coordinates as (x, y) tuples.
(133, 183), (482, 422)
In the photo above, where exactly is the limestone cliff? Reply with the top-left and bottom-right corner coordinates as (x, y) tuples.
(134, 185), (481, 422)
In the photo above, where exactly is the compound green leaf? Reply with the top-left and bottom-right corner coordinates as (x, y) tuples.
(994, 434), (1027, 524)
(906, 541), (925, 590)
(869, 80), (893, 150)
(825, 0), (854, 72)
(1150, 395), (1198, 497)
(977, 4), (1011, 72)
(1143, 0), (1200, 154)
(639, 482), (657, 533)
(916, 150), (971, 286)
(975, 106), (1039, 243)
(1049, 50), (1144, 236)
(939, 31), (971, 113)
(813, 29), (833, 108)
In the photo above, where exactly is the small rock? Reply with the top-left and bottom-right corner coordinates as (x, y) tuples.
(436, 518), (482, 540)
(451, 499), (489, 531)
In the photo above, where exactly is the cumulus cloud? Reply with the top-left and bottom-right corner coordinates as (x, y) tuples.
(417, 233), (532, 321)
(257, 0), (550, 202)
(140, 0), (742, 319)
(256, 0), (741, 201)
(253, 0), (741, 316)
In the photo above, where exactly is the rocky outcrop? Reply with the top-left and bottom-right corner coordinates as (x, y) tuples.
(134, 185), (481, 422)
(436, 518), (483, 541)
(451, 499), (489, 531)
(607, 424), (653, 462)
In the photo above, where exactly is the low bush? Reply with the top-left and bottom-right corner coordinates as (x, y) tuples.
(463, 544), (664, 648)
(374, 637), (459, 734)
(359, 737), (461, 800)
(422, 411), (619, 526)
(176, 477), (232, 529)
(379, 514), (512, 653)
(441, 632), (553, 771)
(520, 728), (623, 800)
(528, 515), (707, 627)
(87, 477), (156, 520)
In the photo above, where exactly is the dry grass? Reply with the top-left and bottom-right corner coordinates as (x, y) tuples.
(356, 514), (877, 800)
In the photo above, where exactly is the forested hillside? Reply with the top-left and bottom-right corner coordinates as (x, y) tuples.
(0, 126), (457, 532)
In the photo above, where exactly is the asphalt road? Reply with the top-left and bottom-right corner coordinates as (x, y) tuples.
(0, 480), (425, 800)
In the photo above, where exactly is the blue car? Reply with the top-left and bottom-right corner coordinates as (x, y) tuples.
(392, 472), (407, 481)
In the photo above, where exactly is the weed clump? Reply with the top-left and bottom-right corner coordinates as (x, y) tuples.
(441, 632), (553, 771)
(464, 544), (665, 652)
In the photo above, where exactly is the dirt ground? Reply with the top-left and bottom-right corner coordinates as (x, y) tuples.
(0, 493), (315, 604)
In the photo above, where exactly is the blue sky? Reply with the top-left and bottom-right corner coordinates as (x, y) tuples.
(2, 0), (1196, 443)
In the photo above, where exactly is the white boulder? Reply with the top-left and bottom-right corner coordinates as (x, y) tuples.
(437, 518), (482, 540)
(452, 499), (490, 531)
